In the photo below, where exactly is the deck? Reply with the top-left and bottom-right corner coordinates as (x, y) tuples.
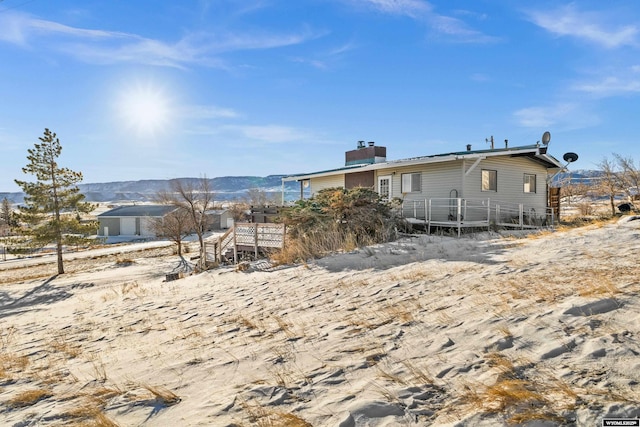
(402, 198), (555, 236)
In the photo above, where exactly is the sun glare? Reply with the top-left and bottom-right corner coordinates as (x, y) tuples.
(116, 81), (172, 138)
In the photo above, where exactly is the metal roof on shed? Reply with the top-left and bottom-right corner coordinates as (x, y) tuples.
(97, 205), (176, 218)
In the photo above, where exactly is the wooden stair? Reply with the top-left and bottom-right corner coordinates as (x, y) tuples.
(208, 223), (285, 265)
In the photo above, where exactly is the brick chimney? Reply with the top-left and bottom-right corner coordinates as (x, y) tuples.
(345, 141), (386, 166)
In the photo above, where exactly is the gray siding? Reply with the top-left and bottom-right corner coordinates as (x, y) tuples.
(371, 162), (464, 201)
(98, 218), (120, 236)
(462, 156), (548, 211)
(377, 162), (462, 220)
(310, 175), (345, 195)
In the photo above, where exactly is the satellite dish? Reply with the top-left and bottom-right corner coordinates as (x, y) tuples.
(563, 152), (579, 163)
(542, 131), (551, 146)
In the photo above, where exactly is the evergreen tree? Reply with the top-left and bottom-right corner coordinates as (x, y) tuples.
(13, 128), (96, 274)
(1, 197), (13, 227)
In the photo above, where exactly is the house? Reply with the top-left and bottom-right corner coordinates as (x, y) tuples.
(97, 205), (177, 238)
(283, 139), (566, 232)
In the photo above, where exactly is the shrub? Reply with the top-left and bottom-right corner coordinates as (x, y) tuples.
(276, 187), (404, 263)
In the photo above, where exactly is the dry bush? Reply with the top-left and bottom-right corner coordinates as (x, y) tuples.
(8, 388), (53, 408)
(50, 335), (83, 359)
(88, 354), (108, 383)
(121, 281), (145, 297)
(345, 309), (392, 333)
(241, 400), (312, 427)
(275, 187), (402, 264)
(272, 227), (372, 265)
(234, 314), (263, 332)
(380, 300), (419, 325)
(141, 383), (181, 405)
(114, 257), (135, 266)
(577, 274), (620, 297)
(402, 359), (434, 385)
(271, 314), (294, 338)
(0, 352), (29, 378)
(460, 353), (578, 424)
(577, 201), (595, 216)
(63, 399), (121, 427)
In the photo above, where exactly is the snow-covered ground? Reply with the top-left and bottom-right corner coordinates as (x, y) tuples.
(0, 217), (639, 426)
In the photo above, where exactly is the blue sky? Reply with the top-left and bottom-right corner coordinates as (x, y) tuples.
(1, 0), (639, 192)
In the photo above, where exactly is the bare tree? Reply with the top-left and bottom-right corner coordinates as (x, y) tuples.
(228, 201), (249, 224)
(149, 207), (192, 257)
(158, 177), (215, 270)
(245, 188), (277, 207)
(596, 157), (623, 216)
(613, 153), (640, 201)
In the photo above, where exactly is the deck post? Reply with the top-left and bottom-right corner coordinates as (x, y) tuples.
(457, 198), (462, 237)
(233, 227), (238, 264)
(519, 204), (524, 230)
(427, 199), (432, 234)
(254, 224), (259, 258)
(487, 198), (491, 231)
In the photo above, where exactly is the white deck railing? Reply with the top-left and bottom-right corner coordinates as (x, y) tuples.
(208, 223), (286, 264)
(401, 198), (554, 235)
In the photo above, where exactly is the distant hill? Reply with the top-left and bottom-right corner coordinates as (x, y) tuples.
(550, 169), (605, 186)
(1, 175), (306, 204)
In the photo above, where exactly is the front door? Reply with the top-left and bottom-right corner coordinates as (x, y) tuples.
(378, 175), (392, 202)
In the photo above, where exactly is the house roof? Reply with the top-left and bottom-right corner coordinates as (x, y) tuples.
(205, 209), (228, 215)
(97, 205), (177, 218)
(282, 144), (564, 182)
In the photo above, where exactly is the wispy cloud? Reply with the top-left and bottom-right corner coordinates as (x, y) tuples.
(470, 73), (490, 82)
(227, 124), (311, 143)
(290, 41), (357, 70)
(0, 11), (320, 68)
(350, 0), (497, 43)
(573, 67), (640, 97)
(359, 0), (432, 18)
(184, 122), (312, 144)
(179, 104), (241, 120)
(513, 102), (599, 130)
(526, 5), (639, 48)
(427, 14), (498, 43)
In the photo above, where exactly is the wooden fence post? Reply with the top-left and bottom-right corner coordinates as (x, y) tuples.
(233, 227), (237, 264)
(254, 224), (259, 258)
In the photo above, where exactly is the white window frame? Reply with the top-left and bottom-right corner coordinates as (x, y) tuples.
(481, 169), (497, 192)
(401, 172), (421, 193)
(524, 173), (537, 193)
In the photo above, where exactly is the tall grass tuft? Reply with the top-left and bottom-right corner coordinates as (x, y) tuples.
(8, 388), (53, 408)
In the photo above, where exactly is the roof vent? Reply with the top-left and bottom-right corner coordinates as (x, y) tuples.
(357, 140), (365, 149)
(368, 141), (375, 147)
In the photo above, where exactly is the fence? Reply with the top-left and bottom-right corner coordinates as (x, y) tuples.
(401, 198), (555, 235)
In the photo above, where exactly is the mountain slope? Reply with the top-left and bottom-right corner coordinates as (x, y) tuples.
(1, 175), (304, 203)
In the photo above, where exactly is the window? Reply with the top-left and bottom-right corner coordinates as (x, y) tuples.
(524, 174), (537, 193)
(481, 169), (497, 192)
(401, 172), (421, 193)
